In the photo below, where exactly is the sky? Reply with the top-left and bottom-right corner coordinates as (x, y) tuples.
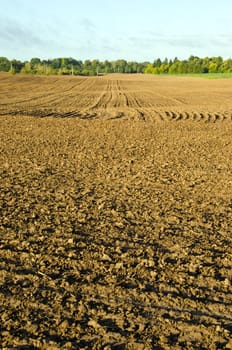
(1, 0), (232, 62)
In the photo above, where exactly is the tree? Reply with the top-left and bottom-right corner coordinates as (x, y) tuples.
(144, 64), (154, 74)
(0, 57), (11, 71)
(220, 59), (232, 73)
(30, 58), (41, 68)
(159, 63), (169, 74)
(168, 61), (179, 74)
(21, 62), (32, 74)
(208, 62), (218, 73)
(50, 58), (62, 70)
(103, 60), (113, 73)
(10, 59), (24, 73)
(153, 58), (162, 67)
(83, 60), (91, 69)
(113, 60), (127, 73)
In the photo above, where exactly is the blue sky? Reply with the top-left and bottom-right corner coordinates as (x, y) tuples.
(1, 0), (232, 61)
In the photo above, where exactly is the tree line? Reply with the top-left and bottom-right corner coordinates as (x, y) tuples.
(1, 55), (232, 76)
(144, 55), (232, 74)
(0, 57), (147, 75)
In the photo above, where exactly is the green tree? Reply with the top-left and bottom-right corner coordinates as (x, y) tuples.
(208, 62), (218, 73)
(159, 63), (169, 73)
(30, 57), (41, 68)
(21, 62), (32, 74)
(0, 57), (11, 71)
(50, 58), (62, 70)
(153, 58), (162, 67)
(102, 60), (113, 73)
(220, 59), (232, 73)
(10, 59), (24, 73)
(144, 64), (154, 74)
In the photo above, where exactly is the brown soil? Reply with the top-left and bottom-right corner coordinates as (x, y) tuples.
(0, 73), (232, 349)
(1, 73), (232, 121)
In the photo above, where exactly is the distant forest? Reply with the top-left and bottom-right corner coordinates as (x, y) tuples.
(1, 55), (232, 75)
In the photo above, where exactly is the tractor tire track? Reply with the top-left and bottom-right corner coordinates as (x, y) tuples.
(1, 73), (232, 122)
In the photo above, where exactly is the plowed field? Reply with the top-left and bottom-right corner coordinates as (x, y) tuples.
(1, 73), (232, 121)
(0, 73), (232, 349)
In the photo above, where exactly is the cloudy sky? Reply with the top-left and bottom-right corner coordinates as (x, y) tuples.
(1, 0), (232, 61)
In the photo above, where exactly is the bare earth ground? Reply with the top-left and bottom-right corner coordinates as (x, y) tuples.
(0, 73), (232, 349)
